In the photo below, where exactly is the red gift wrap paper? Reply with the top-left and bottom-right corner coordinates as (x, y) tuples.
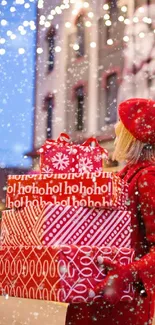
(39, 137), (108, 174)
(1, 203), (131, 248)
(6, 172), (128, 209)
(0, 245), (135, 303)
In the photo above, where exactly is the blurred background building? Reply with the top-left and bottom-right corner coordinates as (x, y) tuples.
(1, 0), (155, 207)
(27, 0), (155, 171)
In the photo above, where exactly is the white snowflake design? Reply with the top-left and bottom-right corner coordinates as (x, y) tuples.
(94, 167), (103, 172)
(42, 166), (53, 173)
(79, 157), (93, 172)
(94, 154), (102, 162)
(80, 146), (92, 152)
(51, 152), (69, 170)
(66, 146), (78, 155)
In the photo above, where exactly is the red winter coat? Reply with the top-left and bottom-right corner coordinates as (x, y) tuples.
(65, 160), (155, 325)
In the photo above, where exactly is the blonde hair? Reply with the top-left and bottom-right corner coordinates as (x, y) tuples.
(113, 121), (155, 164)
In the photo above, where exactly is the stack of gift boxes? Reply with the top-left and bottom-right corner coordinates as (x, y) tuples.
(0, 134), (134, 303)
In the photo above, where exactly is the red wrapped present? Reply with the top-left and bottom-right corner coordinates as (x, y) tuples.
(0, 245), (135, 303)
(1, 203), (131, 248)
(39, 134), (108, 174)
(6, 172), (128, 209)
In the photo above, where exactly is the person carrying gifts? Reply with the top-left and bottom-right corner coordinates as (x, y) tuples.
(65, 98), (155, 325)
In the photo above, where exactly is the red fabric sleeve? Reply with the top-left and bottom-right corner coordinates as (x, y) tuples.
(131, 170), (155, 294)
(138, 170), (155, 243)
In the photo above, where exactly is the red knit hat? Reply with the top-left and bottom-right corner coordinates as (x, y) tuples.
(119, 98), (155, 144)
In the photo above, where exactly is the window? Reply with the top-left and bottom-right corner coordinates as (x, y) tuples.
(75, 86), (85, 131)
(105, 0), (118, 41)
(47, 27), (56, 72)
(105, 73), (117, 124)
(98, 17), (104, 46)
(45, 96), (54, 138)
(76, 15), (85, 58)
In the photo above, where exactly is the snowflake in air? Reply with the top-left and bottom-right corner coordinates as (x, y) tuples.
(79, 157), (93, 172)
(51, 152), (69, 170)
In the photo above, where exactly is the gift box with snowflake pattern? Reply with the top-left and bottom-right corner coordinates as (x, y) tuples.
(39, 136), (108, 174)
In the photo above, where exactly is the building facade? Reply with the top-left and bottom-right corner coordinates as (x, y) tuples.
(31, 0), (155, 170)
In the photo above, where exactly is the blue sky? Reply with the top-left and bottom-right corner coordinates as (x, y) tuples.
(0, 0), (36, 168)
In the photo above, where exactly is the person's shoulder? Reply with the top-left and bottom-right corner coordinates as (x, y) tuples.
(137, 165), (155, 189)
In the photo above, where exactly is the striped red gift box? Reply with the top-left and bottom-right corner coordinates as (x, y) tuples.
(1, 203), (131, 248)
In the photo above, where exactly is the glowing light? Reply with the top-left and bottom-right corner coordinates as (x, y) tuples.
(18, 25), (24, 31)
(10, 6), (16, 12)
(133, 17), (139, 23)
(23, 20), (29, 26)
(0, 38), (5, 44)
(90, 42), (96, 48)
(118, 16), (124, 22)
(73, 43), (79, 51)
(20, 29), (26, 35)
(88, 12), (94, 18)
(143, 17), (149, 23)
(123, 35), (129, 42)
(139, 7), (145, 13)
(105, 20), (111, 26)
(1, 1), (7, 5)
(107, 39), (113, 45)
(10, 34), (16, 40)
(85, 21), (92, 27)
(72, 9), (77, 15)
(103, 4), (109, 10)
(24, 3), (30, 8)
(124, 18), (130, 25)
(30, 25), (36, 30)
(139, 32), (145, 38)
(121, 6), (127, 13)
(65, 22), (71, 28)
(83, 2), (89, 8)
(18, 48), (25, 54)
(104, 14), (110, 20)
(0, 49), (6, 55)
(16, 0), (25, 3)
(55, 46), (61, 52)
(75, 1), (83, 9)
(147, 18), (152, 24)
(39, 20), (44, 25)
(48, 15), (54, 20)
(1, 19), (7, 26)
(45, 21), (50, 28)
(38, 1), (43, 8)
(7, 30), (12, 36)
(55, 6), (62, 14)
(37, 47), (43, 54)
(51, 10), (56, 15)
